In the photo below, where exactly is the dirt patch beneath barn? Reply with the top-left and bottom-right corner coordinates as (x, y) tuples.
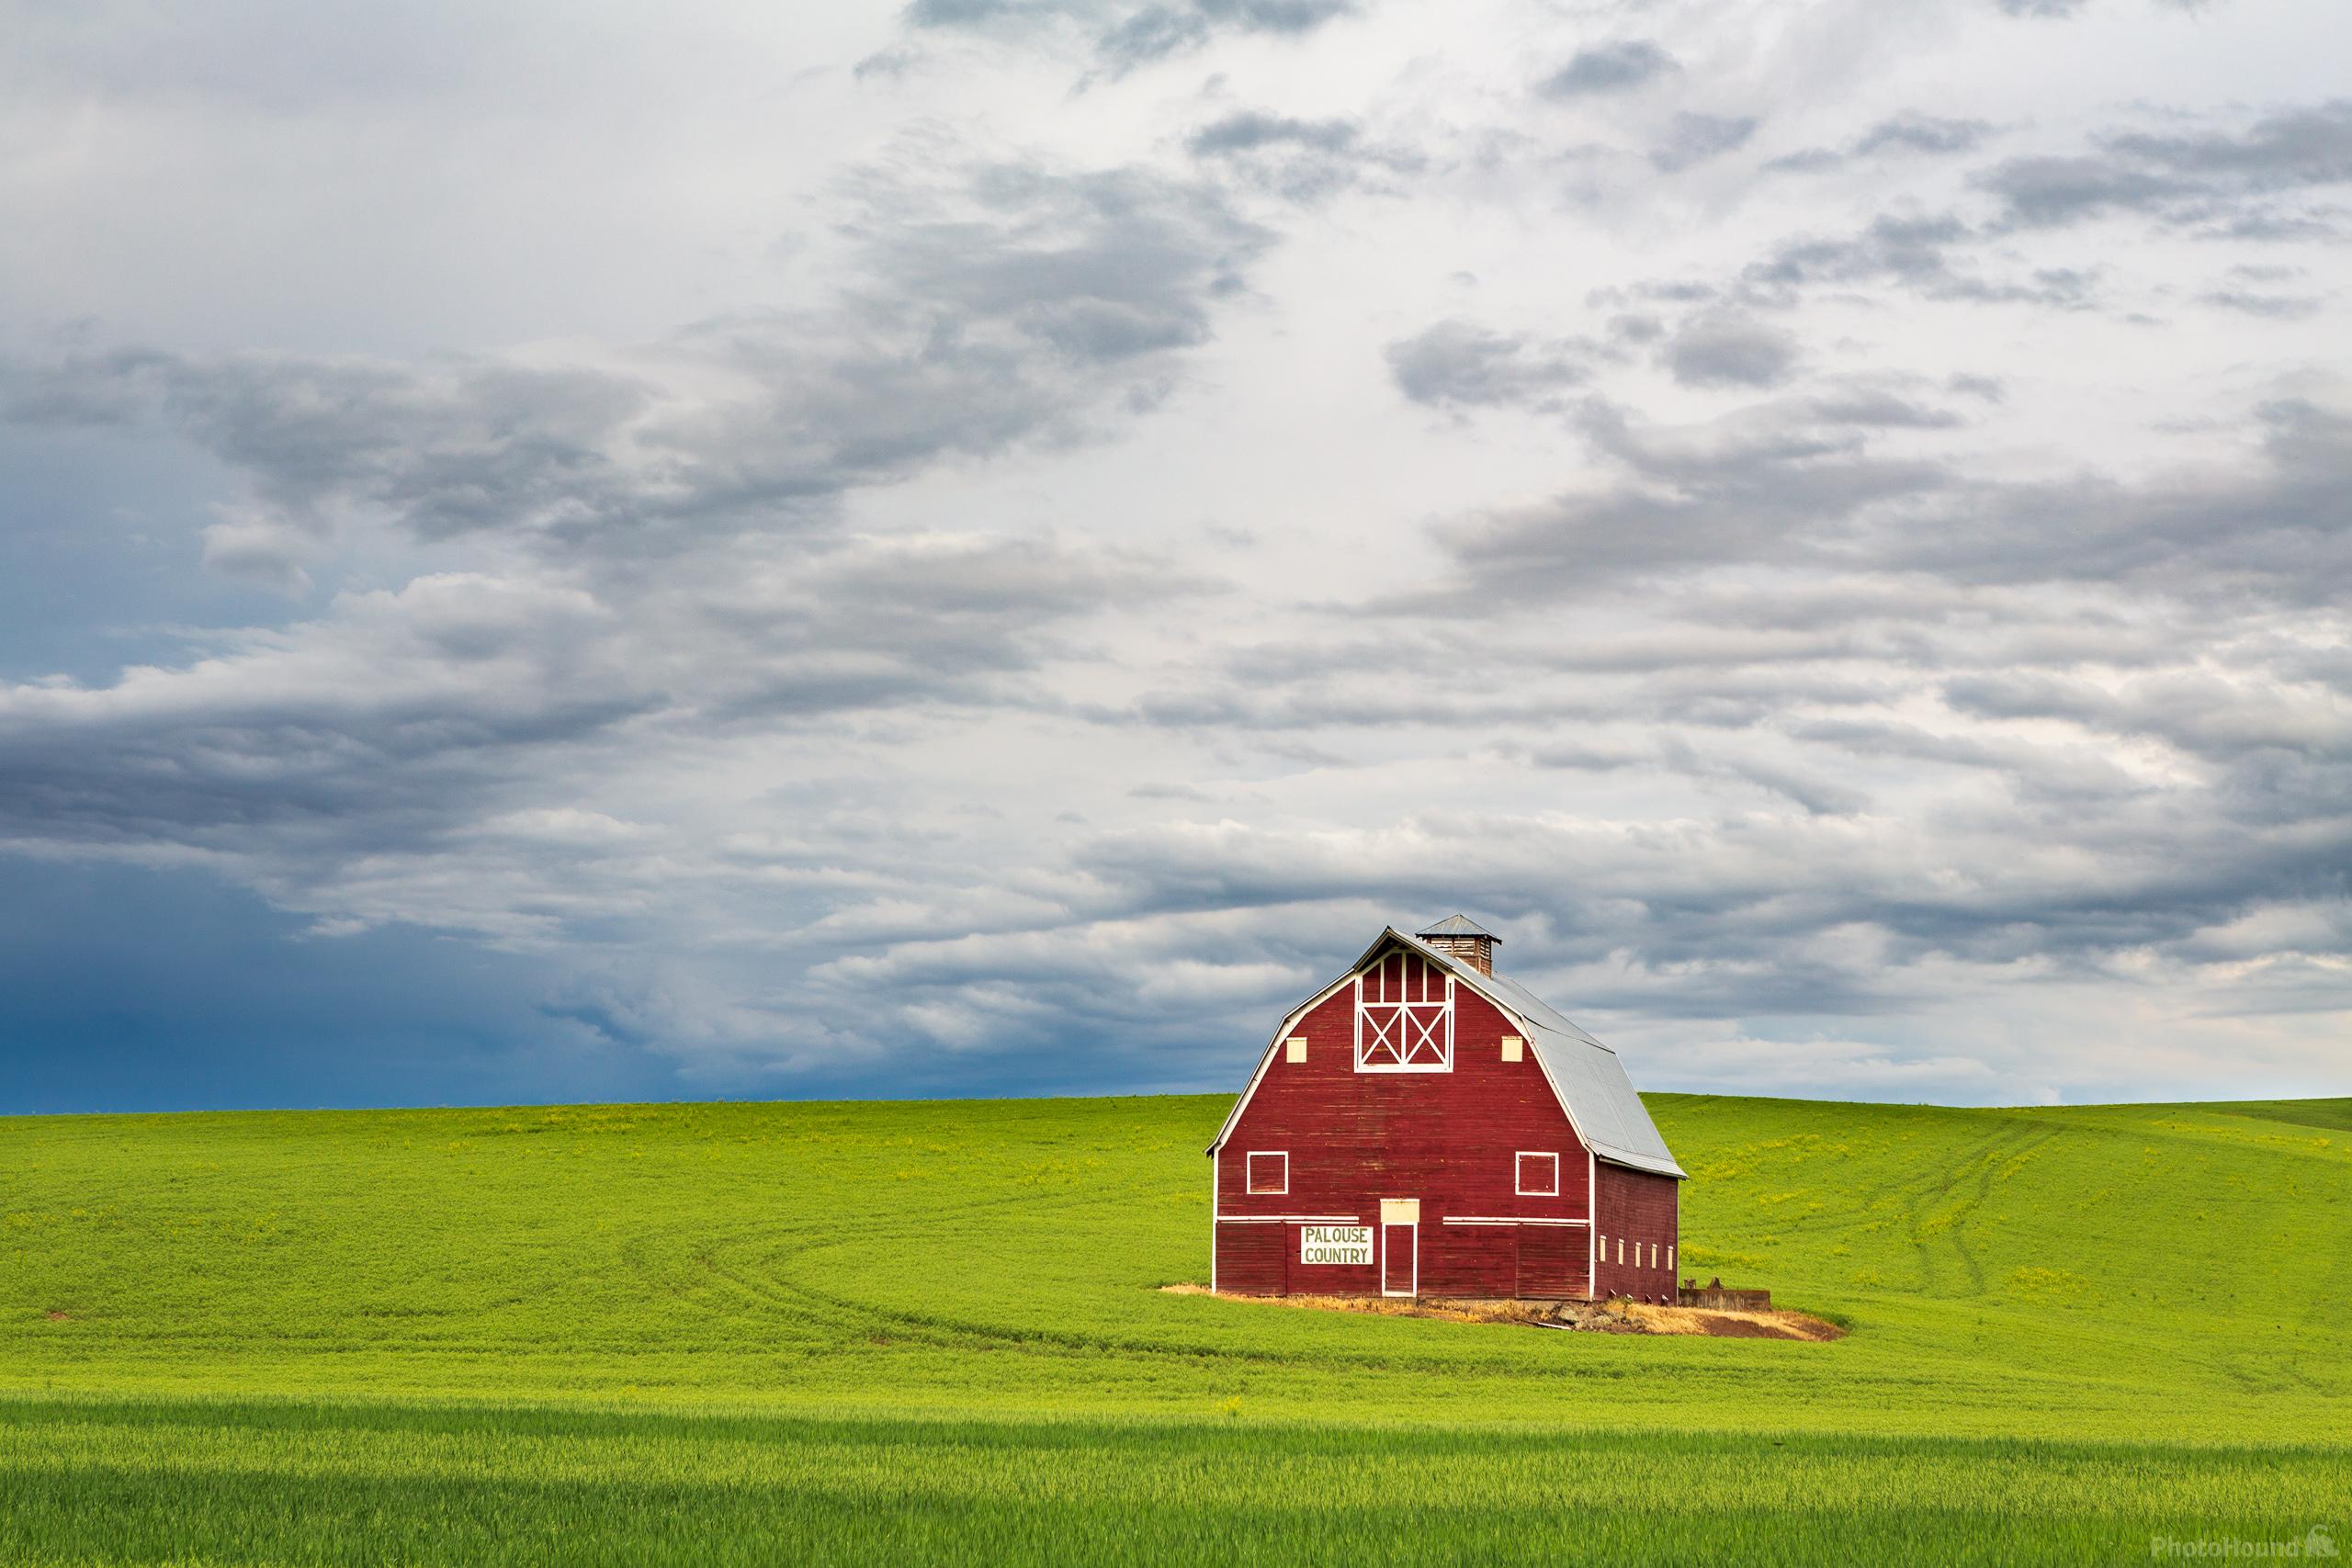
(1159, 1284), (1842, 1341)
(1611, 1302), (1842, 1340)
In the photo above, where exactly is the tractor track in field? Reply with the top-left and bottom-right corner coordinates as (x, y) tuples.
(671, 1127), (2099, 1369)
(2221, 1127), (2352, 1398)
(1898, 1122), (2059, 1299)
(1728, 1114), (2015, 1293)
(676, 1184), (1421, 1371)
(610, 1175), (1170, 1353)
(1945, 1126), (2062, 1297)
(665, 1187), (1194, 1360)
(13, 1094), (2349, 1453)
(1890, 1127), (2006, 1296)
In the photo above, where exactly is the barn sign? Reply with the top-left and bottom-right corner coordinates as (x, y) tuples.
(1299, 1224), (1373, 1265)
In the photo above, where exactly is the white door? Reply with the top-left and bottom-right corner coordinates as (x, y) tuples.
(1380, 1198), (1419, 1297)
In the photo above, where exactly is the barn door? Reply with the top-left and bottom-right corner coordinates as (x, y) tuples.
(1381, 1199), (1419, 1297)
(1514, 1224), (1580, 1299)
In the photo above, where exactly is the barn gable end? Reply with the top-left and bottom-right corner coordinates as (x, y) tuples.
(1209, 927), (1684, 1179)
(1210, 921), (1684, 1303)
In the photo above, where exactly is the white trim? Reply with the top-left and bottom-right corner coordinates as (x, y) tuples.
(1379, 1205), (1419, 1298)
(1353, 953), (1454, 1074)
(1208, 930), (1524, 1151)
(1515, 1006), (1601, 1176)
(1207, 927), (1682, 1178)
(1245, 1150), (1288, 1195)
(1587, 1148), (1598, 1295)
(1404, 931), (1684, 1179)
(1515, 1150), (1561, 1197)
(1215, 1213), (1362, 1224)
(1207, 964), (1362, 1154)
(1282, 930), (1602, 1170)
(1406, 931), (1596, 1154)
(1210, 1148), (1218, 1292)
(1442, 1215), (1589, 1226)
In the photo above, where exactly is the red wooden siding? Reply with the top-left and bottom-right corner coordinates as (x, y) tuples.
(1215, 953), (1643, 1300)
(1361, 948), (1444, 1006)
(1215, 1221), (1286, 1295)
(1421, 1221), (1518, 1297)
(1592, 1162), (1680, 1303)
(1513, 1225), (1584, 1298)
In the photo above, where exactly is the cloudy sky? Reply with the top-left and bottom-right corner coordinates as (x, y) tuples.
(3, 0), (2347, 1113)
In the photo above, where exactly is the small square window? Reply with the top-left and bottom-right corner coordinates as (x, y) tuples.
(1246, 1151), (1288, 1195)
(1515, 1152), (1559, 1196)
(1500, 1035), (1523, 1063)
(1284, 1036), (1306, 1064)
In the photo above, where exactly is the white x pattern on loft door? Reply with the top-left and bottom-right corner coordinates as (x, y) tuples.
(1355, 949), (1453, 1073)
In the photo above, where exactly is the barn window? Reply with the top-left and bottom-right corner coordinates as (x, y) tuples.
(1354, 949), (1453, 1073)
(1668, 1245), (1675, 1272)
(1617, 1238), (1624, 1265)
(1515, 1152), (1559, 1196)
(1649, 1243), (1658, 1269)
(1501, 1034), (1523, 1063)
(1245, 1152), (1288, 1194)
(1284, 1036), (1306, 1064)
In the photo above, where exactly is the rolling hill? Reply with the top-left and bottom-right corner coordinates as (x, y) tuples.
(4, 1091), (2347, 1563)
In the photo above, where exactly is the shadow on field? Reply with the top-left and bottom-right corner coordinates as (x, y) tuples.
(1, 1395), (2342, 1568)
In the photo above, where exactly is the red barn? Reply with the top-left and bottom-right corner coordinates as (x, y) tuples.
(1207, 917), (1686, 1303)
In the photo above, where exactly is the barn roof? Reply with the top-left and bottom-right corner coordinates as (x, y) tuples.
(1385, 930), (1686, 1179)
(1415, 913), (1497, 940)
(1209, 927), (1687, 1179)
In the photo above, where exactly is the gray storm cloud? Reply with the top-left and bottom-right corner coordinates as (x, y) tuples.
(0, 0), (2346, 1108)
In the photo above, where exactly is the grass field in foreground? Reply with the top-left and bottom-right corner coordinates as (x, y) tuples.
(4, 1091), (2349, 1563)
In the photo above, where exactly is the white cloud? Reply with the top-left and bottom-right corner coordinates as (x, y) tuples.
(0, 0), (2347, 1107)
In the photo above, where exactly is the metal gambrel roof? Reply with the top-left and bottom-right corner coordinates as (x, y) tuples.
(1208, 927), (1686, 1179)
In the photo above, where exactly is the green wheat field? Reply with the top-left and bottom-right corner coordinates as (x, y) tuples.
(4, 1092), (2348, 1564)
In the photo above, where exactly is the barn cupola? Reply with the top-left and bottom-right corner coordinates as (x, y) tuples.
(1416, 914), (1498, 976)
